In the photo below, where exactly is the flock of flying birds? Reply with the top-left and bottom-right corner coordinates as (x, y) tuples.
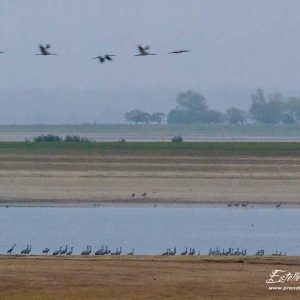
(0, 44), (191, 63)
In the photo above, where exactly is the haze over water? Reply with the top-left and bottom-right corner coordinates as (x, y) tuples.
(1, 0), (300, 123)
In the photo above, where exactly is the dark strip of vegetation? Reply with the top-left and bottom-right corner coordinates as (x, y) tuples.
(32, 134), (95, 143)
(1, 141), (300, 156)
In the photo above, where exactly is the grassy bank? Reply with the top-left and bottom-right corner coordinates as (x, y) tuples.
(0, 141), (300, 156)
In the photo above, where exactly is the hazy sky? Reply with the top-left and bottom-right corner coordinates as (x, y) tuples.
(1, 0), (300, 93)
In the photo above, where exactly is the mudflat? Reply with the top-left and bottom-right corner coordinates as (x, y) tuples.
(0, 142), (300, 206)
(0, 256), (298, 299)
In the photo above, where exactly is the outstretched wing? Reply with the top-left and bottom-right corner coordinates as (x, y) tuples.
(138, 45), (149, 55)
(39, 45), (49, 55)
(105, 55), (112, 61)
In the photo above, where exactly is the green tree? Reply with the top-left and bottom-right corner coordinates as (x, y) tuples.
(249, 88), (282, 124)
(168, 90), (214, 124)
(150, 112), (166, 124)
(125, 110), (151, 125)
(226, 107), (246, 124)
(176, 90), (208, 112)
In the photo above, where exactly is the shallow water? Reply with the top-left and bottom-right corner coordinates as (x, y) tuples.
(0, 207), (298, 255)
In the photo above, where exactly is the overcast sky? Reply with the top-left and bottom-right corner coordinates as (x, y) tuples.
(1, 0), (300, 93)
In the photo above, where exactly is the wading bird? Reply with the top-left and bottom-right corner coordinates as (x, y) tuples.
(168, 49), (190, 54)
(81, 245), (92, 256)
(127, 249), (134, 255)
(180, 248), (188, 255)
(134, 45), (157, 56)
(42, 248), (50, 254)
(21, 244), (29, 255)
(142, 192), (147, 198)
(26, 245), (31, 255)
(111, 247), (122, 255)
(66, 247), (73, 255)
(131, 193), (136, 199)
(169, 247), (176, 256)
(95, 245), (104, 255)
(188, 248), (195, 256)
(36, 44), (57, 56)
(7, 244), (17, 255)
(60, 245), (68, 255)
(92, 54), (115, 63)
(53, 246), (62, 256)
(162, 248), (169, 256)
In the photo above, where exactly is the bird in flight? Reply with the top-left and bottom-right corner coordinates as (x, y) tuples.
(36, 44), (57, 55)
(134, 45), (157, 56)
(0, 51), (4, 54)
(92, 54), (116, 63)
(168, 50), (190, 54)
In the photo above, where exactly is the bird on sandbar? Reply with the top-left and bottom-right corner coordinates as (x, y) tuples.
(92, 54), (116, 63)
(134, 45), (157, 56)
(36, 44), (57, 56)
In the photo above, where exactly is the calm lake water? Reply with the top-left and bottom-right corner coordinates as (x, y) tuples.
(0, 207), (298, 255)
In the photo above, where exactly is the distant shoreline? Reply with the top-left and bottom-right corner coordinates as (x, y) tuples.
(0, 199), (296, 208)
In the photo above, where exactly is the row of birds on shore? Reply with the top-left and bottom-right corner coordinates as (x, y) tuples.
(0, 44), (190, 63)
(5, 244), (287, 257)
(162, 247), (287, 256)
(227, 202), (281, 208)
(6, 244), (134, 256)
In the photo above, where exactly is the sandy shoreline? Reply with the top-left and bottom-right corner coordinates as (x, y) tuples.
(0, 198), (298, 208)
(0, 255), (298, 299)
(0, 144), (300, 207)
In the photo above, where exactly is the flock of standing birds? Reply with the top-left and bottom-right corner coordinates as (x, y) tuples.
(0, 44), (190, 63)
(6, 244), (133, 256)
(5, 244), (286, 257)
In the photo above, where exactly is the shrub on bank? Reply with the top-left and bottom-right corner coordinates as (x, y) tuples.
(33, 134), (94, 142)
(171, 135), (183, 143)
(64, 135), (94, 143)
(33, 134), (62, 142)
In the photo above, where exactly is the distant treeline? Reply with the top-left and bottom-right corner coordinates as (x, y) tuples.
(125, 89), (300, 125)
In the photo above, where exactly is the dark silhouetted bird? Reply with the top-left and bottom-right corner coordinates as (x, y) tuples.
(66, 247), (73, 255)
(36, 44), (57, 55)
(42, 248), (50, 254)
(7, 244), (17, 255)
(168, 50), (190, 54)
(134, 45), (157, 56)
(92, 54), (115, 63)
